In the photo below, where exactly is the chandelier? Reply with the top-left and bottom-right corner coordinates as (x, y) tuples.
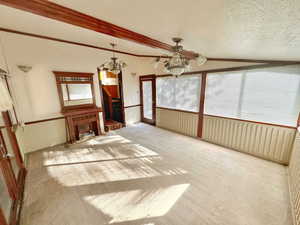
(99, 43), (127, 74)
(155, 38), (207, 77)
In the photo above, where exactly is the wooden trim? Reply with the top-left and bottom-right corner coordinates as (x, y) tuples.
(65, 84), (71, 101)
(98, 69), (126, 126)
(62, 107), (101, 116)
(0, 0), (197, 59)
(118, 72), (126, 126)
(204, 114), (297, 129)
(0, 156), (18, 199)
(0, 27), (170, 59)
(155, 62), (300, 78)
(59, 81), (94, 84)
(207, 57), (300, 64)
(0, 129), (18, 200)
(156, 106), (199, 115)
(2, 27), (300, 64)
(53, 71), (94, 77)
(124, 104), (141, 109)
(10, 168), (26, 225)
(152, 77), (156, 126)
(24, 116), (65, 125)
(0, 208), (8, 225)
(53, 71), (96, 112)
(140, 75), (157, 81)
(0, 27), (141, 57)
(197, 73), (207, 138)
(2, 111), (24, 169)
(139, 78), (143, 122)
(140, 75), (156, 125)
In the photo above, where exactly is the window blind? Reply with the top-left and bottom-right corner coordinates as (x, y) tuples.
(156, 75), (201, 112)
(205, 65), (300, 126)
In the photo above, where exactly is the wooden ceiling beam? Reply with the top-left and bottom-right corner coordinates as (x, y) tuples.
(0, 0), (199, 59)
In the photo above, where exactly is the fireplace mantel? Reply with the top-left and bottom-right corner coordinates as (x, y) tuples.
(63, 107), (102, 143)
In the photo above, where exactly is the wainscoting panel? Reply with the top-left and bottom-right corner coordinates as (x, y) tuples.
(288, 130), (300, 225)
(18, 119), (67, 153)
(203, 115), (296, 164)
(125, 106), (141, 125)
(156, 108), (198, 137)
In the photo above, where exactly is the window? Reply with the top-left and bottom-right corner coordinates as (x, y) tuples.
(156, 75), (201, 112)
(205, 65), (300, 126)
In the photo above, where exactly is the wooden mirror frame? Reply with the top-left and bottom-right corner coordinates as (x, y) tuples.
(53, 71), (96, 112)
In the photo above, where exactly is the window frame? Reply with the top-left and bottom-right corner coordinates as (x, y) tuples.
(203, 65), (300, 128)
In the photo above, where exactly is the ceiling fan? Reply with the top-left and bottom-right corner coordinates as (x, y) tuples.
(154, 38), (206, 77)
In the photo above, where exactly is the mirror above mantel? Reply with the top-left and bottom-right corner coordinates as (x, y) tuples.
(61, 83), (93, 106)
(53, 71), (102, 143)
(53, 71), (96, 112)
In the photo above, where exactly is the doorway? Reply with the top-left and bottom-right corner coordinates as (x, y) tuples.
(140, 75), (156, 125)
(98, 69), (125, 132)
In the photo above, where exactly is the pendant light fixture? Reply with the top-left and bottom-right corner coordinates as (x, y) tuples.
(99, 43), (127, 74)
(155, 38), (207, 77)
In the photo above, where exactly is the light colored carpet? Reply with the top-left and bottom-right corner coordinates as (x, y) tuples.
(21, 123), (292, 225)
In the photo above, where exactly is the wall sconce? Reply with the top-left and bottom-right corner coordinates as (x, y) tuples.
(17, 65), (32, 73)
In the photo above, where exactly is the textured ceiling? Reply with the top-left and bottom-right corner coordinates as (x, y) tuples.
(1, 0), (300, 60)
(50, 0), (300, 60)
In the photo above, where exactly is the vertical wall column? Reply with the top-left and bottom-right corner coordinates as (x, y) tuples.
(197, 72), (207, 138)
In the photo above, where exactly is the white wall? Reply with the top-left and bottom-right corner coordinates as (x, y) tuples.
(0, 31), (265, 153)
(0, 31), (148, 152)
(125, 106), (141, 125)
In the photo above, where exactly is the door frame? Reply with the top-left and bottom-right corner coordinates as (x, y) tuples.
(97, 68), (126, 126)
(140, 75), (156, 125)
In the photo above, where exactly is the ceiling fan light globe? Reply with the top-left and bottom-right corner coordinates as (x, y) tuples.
(197, 55), (207, 66)
(168, 66), (185, 76)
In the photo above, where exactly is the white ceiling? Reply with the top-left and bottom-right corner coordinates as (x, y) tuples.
(0, 5), (165, 56)
(1, 0), (300, 60)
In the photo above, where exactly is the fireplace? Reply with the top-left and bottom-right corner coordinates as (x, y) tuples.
(76, 123), (93, 139)
(63, 108), (102, 143)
